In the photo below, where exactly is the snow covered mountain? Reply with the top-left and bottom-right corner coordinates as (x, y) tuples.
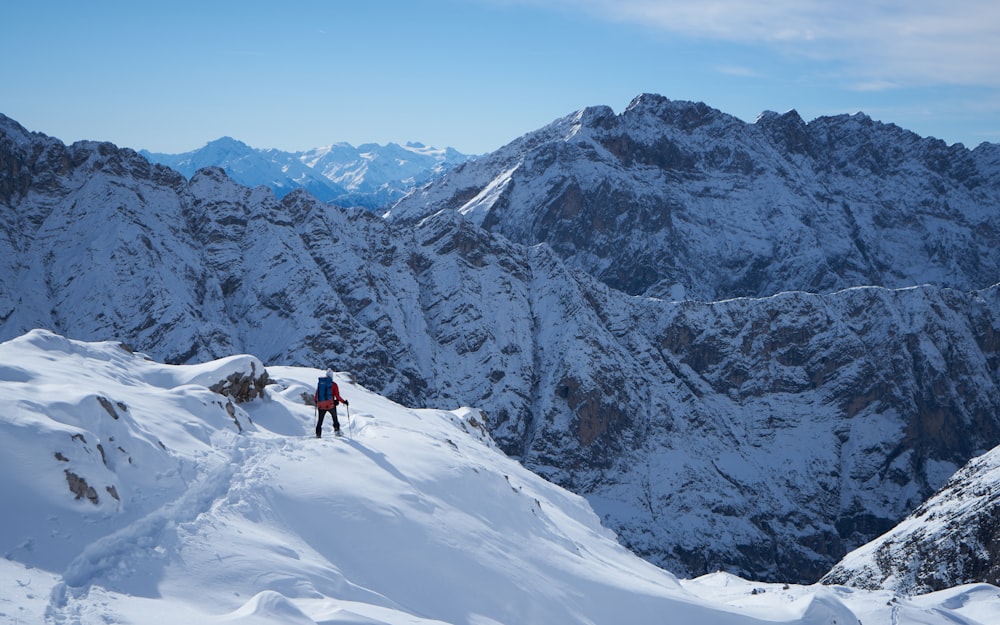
(2, 106), (1000, 588)
(4, 329), (1000, 625)
(388, 93), (1000, 300)
(822, 443), (1000, 594)
(142, 137), (470, 209)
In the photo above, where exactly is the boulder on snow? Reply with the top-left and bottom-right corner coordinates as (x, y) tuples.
(209, 367), (270, 404)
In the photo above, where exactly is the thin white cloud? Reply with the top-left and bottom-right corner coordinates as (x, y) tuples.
(848, 80), (901, 93)
(506, 0), (1000, 88)
(716, 65), (765, 78)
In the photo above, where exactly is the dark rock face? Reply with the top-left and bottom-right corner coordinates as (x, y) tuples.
(4, 104), (1000, 585)
(587, 285), (1000, 583)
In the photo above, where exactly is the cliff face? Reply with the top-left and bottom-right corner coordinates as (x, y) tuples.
(561, 284), (1000, 582)
(3, 106), (1000, 584)
(384, 95), (1000, 580)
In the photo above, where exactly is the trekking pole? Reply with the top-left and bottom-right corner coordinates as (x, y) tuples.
(347, 404), (352, 439)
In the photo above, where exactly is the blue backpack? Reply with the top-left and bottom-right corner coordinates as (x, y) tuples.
(316, 377), (335, 409)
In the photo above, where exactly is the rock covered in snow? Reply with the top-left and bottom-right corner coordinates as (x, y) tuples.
(549, 283), (1000, 583)
(822, 444), (1000, 593)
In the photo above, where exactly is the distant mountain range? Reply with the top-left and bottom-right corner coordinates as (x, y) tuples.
(141, 137), (471, 209)
(2, 94), (999, 590)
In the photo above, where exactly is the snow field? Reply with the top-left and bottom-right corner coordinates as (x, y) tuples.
(2, 330), (999, 624)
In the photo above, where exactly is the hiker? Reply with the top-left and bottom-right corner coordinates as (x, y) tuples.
(315, 368), (348, 438)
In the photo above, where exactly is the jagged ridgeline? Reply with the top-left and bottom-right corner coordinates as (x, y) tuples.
(389, 93), (1000, 300)
(1, 93), (999, 586)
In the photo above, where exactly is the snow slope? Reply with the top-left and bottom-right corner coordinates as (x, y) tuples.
(3, 330), (998, 624)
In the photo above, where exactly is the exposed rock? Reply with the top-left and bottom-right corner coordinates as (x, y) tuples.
(390, 94), (1000, 301)
(64, 470), (98, 504)
(209, 366), (270, 403)
(96, 396), (124, 419)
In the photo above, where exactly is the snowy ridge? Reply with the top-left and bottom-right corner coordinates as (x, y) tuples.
(4, 330), (1000, 624)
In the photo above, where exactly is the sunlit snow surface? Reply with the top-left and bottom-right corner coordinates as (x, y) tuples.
(2, 330), (998, 624)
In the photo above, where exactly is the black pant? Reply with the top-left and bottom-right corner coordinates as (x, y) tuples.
(316, 406), (340, 436)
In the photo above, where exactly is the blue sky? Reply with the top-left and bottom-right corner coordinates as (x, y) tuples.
(4, 0), (999, 155)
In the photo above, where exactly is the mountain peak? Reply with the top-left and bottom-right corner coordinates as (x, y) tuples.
(755, 109), (804, 125)
(197, 136), (255, 159)
(204, 135), (251, 149)
(392, 91), (1000, 297)
(754, 109), (810, 153)
(623, 93), (725, 130)
(625, 92), (672, 111)
(0, 112), (44, 150)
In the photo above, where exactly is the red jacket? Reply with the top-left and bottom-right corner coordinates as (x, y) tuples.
(314, 379), (346, 409)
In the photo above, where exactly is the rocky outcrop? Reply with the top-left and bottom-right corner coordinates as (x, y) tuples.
(209, 365), (270, 404)
(822, 444), (1000, 593)
(566, 284), (1000, 583)
(64, 470), (99, 504)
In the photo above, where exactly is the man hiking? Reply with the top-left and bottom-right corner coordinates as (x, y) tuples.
(315, 368), (348, 438)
